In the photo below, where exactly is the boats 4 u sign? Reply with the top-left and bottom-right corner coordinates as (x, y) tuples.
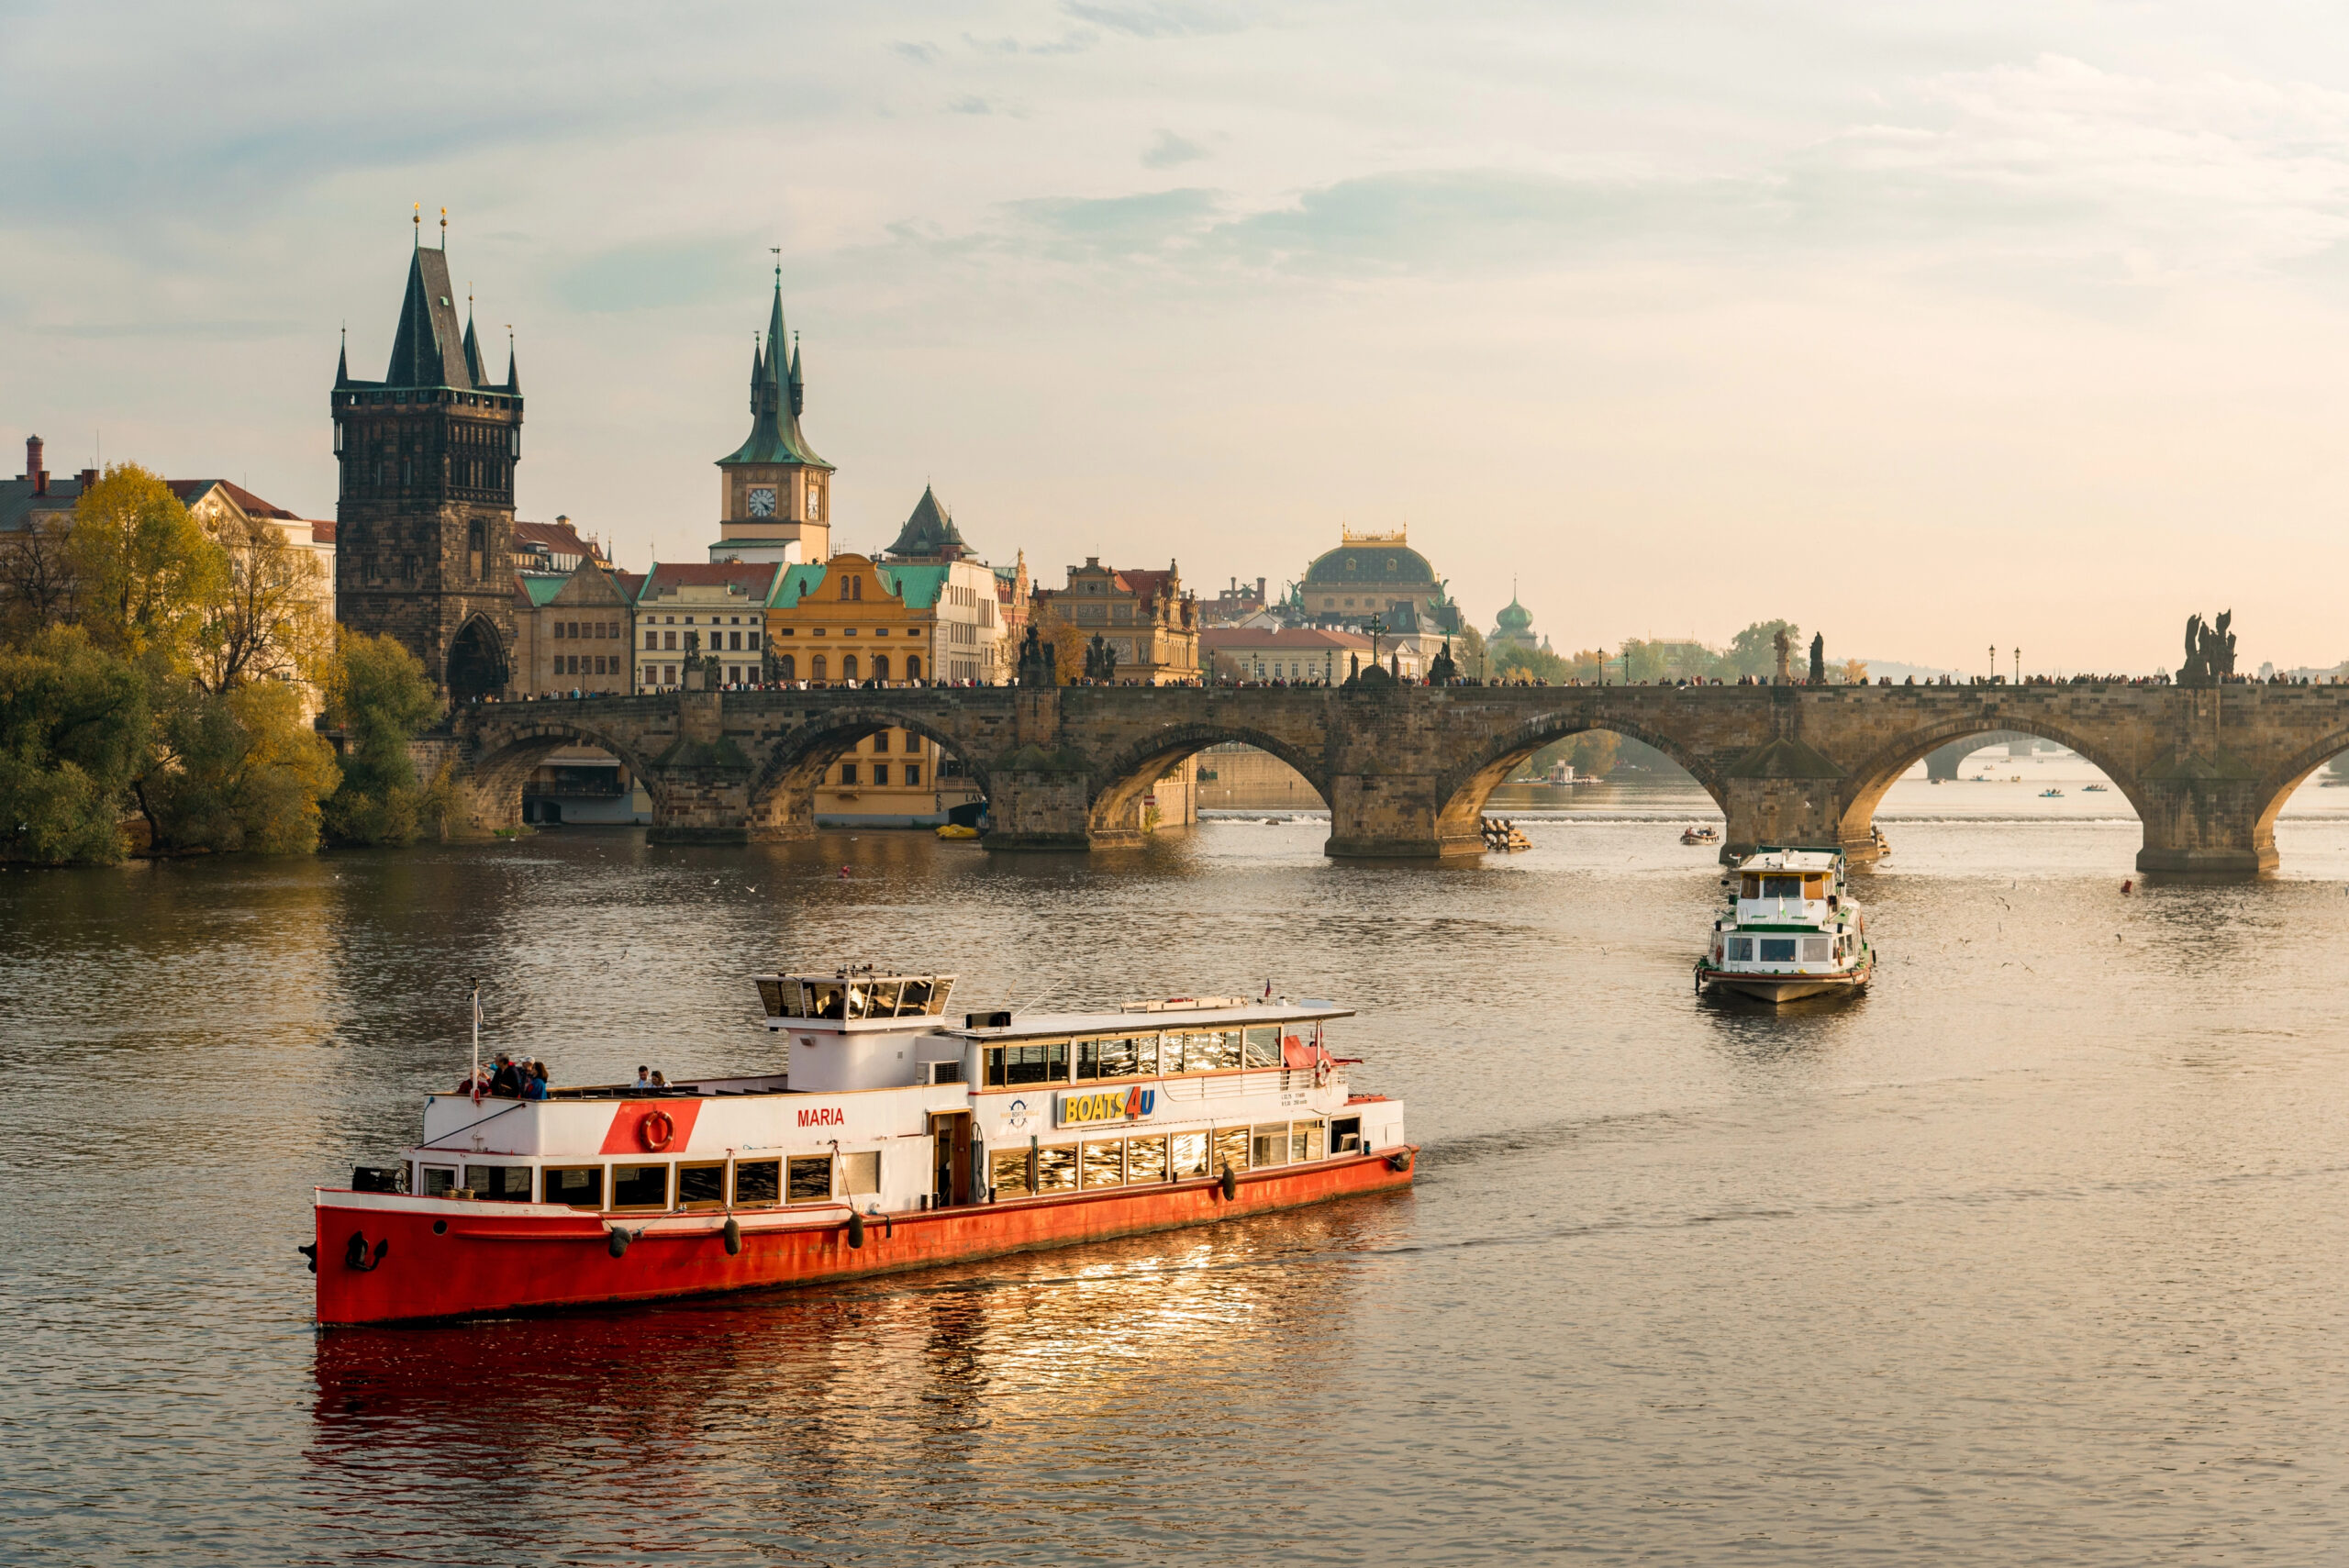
(1057, 1085), (1157, 1128)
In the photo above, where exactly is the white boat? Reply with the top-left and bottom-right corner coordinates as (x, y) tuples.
(1680, 824), (1721, 846)
(307, 973), (1415, 1325)
(1696, 849), (1875, 1003)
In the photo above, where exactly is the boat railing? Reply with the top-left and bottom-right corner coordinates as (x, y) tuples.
(1157, 1070), (1286, 1102)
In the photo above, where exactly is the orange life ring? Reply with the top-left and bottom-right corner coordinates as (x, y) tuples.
(640, 1108), (675, 1151)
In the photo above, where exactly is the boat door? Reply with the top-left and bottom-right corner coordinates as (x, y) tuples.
(930, 1112), (974, 1207)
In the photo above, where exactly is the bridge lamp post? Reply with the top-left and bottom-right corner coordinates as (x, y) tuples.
(2014, 647), (2021, 686)
(1988, 643), (1997, 685)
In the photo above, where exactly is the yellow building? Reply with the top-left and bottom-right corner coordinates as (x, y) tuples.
(1032, 557), (1198, 684)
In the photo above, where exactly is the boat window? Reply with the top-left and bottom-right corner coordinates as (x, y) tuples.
(1081, 1140), (1127, 1188)
(869, 980), (904, 1016)
(1079, 1033), (1155, 1081)
(927, 978), (953, 1014)
(989, 1147), (1032, 1198)
(1173, 1029), (1241, 1073)
(993, 1040), (1067, 1086)
(1802, 938), (1830, 962)
(1802, 877), (1827, 899)
(677, 1162), (726, 1209)
(1291, 1120), (1326, 1162)
(466, 1163), (534, 1203)
(1330, 1116), (1363, 1154)
(419, 1163), (459, 1198)
(1759, 938), (1798, 962)
(898, 977), (935, 1015)
(1170, 1130), (1209, 1179)
(1251, 1124), (1290, 1168)
(1127, 1134), (1169, 1182)
(1035, 1144), (1079, 1193)
(756, 979), (786, 1018)
(612, 1163), (670, 1210)
(1728, 938), (1753, 962)
(547, 1165), (604, 1209)
(1241, 1026), (1283, 1069)
(842, 983), (870, 1019)
(1212, 1127), (1251, 1174)
(735, 1159), (782, 1206)
(786, 1155), (833, 1203)
(807, 984), (847, 1020)
(1741, 876), (1760, 897)
(1761, 875), (1803, 899)
(841, 1151), (880, 1195)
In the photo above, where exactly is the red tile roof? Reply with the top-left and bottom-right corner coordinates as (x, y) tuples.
(640, 561), (777, 598)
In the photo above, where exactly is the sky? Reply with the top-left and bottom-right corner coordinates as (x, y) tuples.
(8, 0), (2349, 675)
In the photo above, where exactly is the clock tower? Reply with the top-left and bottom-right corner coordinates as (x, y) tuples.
(710, 269), (834, 564)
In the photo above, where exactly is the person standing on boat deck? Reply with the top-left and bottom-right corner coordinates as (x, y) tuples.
(522, 1062), (549, 1101)
(632, 1066), (654, 1093)
(490, 1053), (521, 1098)
(651, 1071), (670, 1090)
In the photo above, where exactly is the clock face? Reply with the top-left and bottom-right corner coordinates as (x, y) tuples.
(807, 483), (822, 521)
(747, 486), (776, 517)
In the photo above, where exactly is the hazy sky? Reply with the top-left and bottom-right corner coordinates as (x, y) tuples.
(9, 1), (2349, 673)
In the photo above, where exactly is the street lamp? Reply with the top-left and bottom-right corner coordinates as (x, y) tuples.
(1988, 643), (1997, 684)
(2013, 647), (2021, 685)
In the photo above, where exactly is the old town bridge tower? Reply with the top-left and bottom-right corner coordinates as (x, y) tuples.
(330, 215), (521, 702)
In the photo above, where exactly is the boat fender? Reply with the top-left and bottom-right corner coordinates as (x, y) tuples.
(1219, 1164), (1237, 1202)
(722, 1217), (742, 1255)
(343, 1232), (388, 1272)
(882, 1210), (893, 1240)
(848, 1211), (866, 1249)
(1386, 1151), (1413, 1173)
(607, 1228), (630, 1260)
(297, 1242), (318, 1273)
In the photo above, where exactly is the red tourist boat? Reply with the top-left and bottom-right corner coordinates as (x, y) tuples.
(309, 972), (1416, 1325)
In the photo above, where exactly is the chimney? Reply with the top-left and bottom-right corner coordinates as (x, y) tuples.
(1256, 576), (1265, 601)
(79, 468), (96, 490)
(24, 434), (44, 495)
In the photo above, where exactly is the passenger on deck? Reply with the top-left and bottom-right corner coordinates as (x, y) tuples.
(632, 1066), (654, 1093)
(651, 1070), (670, 1090)
(522, 1062), (550, 1100)
(490, 1053), (521, 1098)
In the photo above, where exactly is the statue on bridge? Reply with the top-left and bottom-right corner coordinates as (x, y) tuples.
(2181, 610), (2237, 683)
(1772, 627), (1792, 684)
(1809, 633), (1825, 686)
(1016, 623), (1057, 687)
(1083, 633), (1118, 684)
(1428, 639), (1458, 684)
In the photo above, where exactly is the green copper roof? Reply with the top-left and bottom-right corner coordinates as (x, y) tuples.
(767, 560), (949, 611)
(1494, 595), (1533, 633)
(885, 484), (971, 560)
(718, 272), (832, 472)
(1302, 540), (1438, 585)
(518, 572), (568, 607)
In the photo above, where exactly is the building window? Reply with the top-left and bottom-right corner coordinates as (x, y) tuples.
(839, 762), (858, 785)
(872, 655), (889, 683)
(663, 631), (677, 651)
(467, 519), (484, 581)
(841, 654), (858, 681)
(747, 631), (760, 650)
(729, 631), (741, 651)
(644, 630), (657, 650)
(779, 654), (796, 681)
(663, 664), (676, 684)
(905, 764), (921, 785)
(906, 655), (921, 681)
(812, 655), (827, 681)
(872, 764), (889, 786)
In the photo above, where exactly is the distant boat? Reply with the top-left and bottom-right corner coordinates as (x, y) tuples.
(1680, 825), (1720, 846)
(2040, 788), (2064, 797)
(2082, 784), (2109, 793)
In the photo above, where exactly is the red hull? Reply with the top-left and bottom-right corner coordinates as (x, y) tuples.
(315, 1148), (1417, 1326)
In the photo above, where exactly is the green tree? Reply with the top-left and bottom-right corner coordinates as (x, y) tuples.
(1453, 625), (1490, 681)
(0, 627), (150, 863)
(1726, 620), (1800, 681)
(322, 630), (446, 846)
(141, 679), (341, 854)
(1493, 643), (1573, 683)
(69, 464), (226, 672)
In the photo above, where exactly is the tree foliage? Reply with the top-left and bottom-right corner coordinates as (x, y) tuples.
(68, 464), (225, 671)
(0, 627), (150, 863)
(139, 679), (341, 855)
(193, 501), (333, 695)
(1726, 620), (1801, 681)
(321, 629), (447, 846)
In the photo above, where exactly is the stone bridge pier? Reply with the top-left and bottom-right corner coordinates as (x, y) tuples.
(433, 679), (2349, 876)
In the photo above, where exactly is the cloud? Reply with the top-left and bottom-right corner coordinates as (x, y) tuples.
(1141, 129), (1208, 169)
(949, 95), (995, 116)
(1008, 187), (1224, 261)
(1062, 1), (1245, 39)
(893, 40), (940, 63)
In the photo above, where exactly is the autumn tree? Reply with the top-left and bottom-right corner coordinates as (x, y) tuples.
(68, 464), (225, 671)
(1838, 657), (1869, 686)
(0, 516), (79, 642)
(140, 679), (341, 855)
(193, 505), (333, 695)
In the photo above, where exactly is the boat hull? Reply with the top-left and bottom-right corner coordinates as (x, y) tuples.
(1700, 960), (1872, 1004)
(314, 1146), (1417, 1326)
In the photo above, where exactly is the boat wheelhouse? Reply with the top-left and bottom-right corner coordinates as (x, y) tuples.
(1695, 848), (1876, 1003)
(309, 972), (1413, 1326)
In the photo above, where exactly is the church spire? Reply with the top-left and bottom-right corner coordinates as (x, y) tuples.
(336, 326), (351, 388)
(716, 261), (830, 472)
(788, 331), (804, 417)
(462, 288), (486, 386)
(504, 329), (520, 395)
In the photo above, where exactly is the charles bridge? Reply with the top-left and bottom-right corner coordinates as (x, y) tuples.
(427, 681), (2349, 873)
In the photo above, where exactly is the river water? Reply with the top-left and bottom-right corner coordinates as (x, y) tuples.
(4, 751), (2346, 1564)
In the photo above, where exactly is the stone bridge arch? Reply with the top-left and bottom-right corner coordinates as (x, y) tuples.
(1084, 722), (1332, 847)
(1431, 706), (1729, 848)
(2250, 726), (2349, 851)
(1833, 716), (2153, 857)
(746, 706), (996, 840)
(451, 712), (671, 836)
